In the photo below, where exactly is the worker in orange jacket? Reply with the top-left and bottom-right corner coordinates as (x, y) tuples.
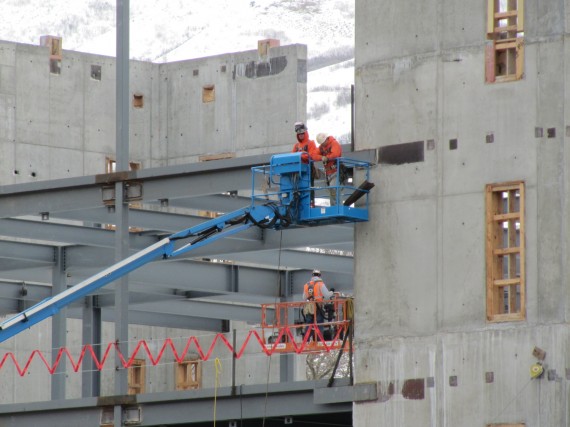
(302, 269), (333, 341)
(292, 122), (318, 161)
(314, 133), (344, 205)
(292, 122), (318, 206)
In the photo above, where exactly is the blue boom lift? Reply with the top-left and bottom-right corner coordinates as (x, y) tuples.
(0, 153), (374, 343)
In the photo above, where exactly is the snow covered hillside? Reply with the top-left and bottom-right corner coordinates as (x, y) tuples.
(0, 0), (354, 141)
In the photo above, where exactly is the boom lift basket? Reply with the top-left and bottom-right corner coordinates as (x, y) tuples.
(260, 298), (353, 354)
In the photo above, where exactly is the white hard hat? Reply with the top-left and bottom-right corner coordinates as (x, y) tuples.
(312, 269), (321, 276)
(316, 133), (328, 145)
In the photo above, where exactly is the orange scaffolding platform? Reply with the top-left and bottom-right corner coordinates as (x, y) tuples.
(260, 297), (353, 354)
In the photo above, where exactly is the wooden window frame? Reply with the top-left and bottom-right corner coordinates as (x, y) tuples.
(176, 359), (202, 390)
(128, 358), (146, 395)
(486, 0), (524, 83)
(485, 181), (525, 322)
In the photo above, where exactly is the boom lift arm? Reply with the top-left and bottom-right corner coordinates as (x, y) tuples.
(0, 153), (373, 343)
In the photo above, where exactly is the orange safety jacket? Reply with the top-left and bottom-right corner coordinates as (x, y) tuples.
(304, 279), (325, 301)
(314, 136), (342, 176)
(292, 132), (318, 163)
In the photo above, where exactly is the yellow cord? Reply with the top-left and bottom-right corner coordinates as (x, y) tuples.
(213, 358), (222, 426)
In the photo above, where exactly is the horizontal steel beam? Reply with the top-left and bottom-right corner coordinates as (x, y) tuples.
(0, 150), (376, 218)
(0, 380), (353, 426)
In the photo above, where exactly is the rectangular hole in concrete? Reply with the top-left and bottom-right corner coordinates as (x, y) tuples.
(50, 59), (61, 75)
(547, 128), (556, 138)
(132, 94), (144, 108)
(449, 139), (458, 150)
(378, 140), (424, 165)
(91, 65), (102, 80)
(202, 85), (215, 103)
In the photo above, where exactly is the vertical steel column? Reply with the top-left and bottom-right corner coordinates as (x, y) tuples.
(82, 296), (101, 397)
(351, 84), (355, 151)
(51, 247), (66, 400)
(114, 0), (130, 401)
(280, 270), (294, 383)
(229, 264), (239, 293)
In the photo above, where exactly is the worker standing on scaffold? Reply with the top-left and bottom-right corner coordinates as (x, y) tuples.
(302, 269), (333, 341)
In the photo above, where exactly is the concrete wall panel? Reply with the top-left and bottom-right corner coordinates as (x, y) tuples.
(48, 53), (84, 151)
(83, 151), (108, 176)
(440, 0), (486, 50)
(355, 197), (437, 337)
(15, 45), (50, 147)
(440, 193), (485, 329)
(0, 141), (15, 184)
(355, 0), (570, 425)
(355, 62), (396, 149)
(14, 142), (49, 184)
(355, 326), (570, 427)
(355, 0), (438, 65)
(0, 42), (16, 68)
(48, 146), (84, 180)
(130, 60), (155, 162)
(440, 48), (538, 195)
(0, 94), (15, 142)
(83, 56), (116, 155)
(1, 40), (305, 183)
(531, 0), (565, 38)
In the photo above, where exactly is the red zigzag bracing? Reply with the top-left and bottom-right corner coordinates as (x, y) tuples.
(0, 324), (347, 376)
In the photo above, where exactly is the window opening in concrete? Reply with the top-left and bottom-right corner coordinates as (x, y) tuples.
(128, 359), (146, 395)
(175, 359), (202, 390)
(105, 158), (141, 173)
(378, 141), (424, 165)
(50, 60), (61, 75)
(41, 35), (62, 75)
(91, 65), (102, 80)
(132, 93), (144, 108)
(202, 85), (215, 103)
(486, 0), (524, 83)
(485, 181), (525, 322)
